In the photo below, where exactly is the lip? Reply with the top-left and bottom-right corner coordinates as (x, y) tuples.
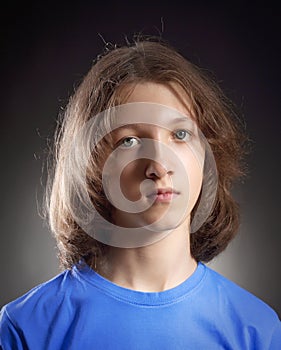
(147, 188), (180, 203)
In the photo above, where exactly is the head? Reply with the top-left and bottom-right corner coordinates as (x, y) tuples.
(46, 38), (246, 269)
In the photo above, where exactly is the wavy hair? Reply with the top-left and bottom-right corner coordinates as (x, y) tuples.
(45, 38), (247, 269)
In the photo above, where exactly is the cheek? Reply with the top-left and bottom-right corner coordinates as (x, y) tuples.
(120, 161), (144, 200)
(178, 147), (203, 208)
(188, 165), (203, 207)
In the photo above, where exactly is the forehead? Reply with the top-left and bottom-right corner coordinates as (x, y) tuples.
(105, 102), (196, 133)
(118, 81), (193, 119)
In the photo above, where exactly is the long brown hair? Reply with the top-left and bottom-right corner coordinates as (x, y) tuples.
(46, 37), (247, 269)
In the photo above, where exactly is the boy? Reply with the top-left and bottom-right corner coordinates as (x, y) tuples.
(1, 38), (280, 349)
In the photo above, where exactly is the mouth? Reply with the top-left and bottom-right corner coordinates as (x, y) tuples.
(147, 188), (180, 203)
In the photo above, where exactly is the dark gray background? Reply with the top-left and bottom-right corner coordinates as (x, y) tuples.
(1, 1), (280, 317)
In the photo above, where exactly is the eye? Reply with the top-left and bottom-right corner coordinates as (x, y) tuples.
(174, 129), (191, 141)
(119, 137), (140, 148)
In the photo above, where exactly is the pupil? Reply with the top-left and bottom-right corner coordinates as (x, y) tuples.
(124, 138), (133, 146)
(177, 131), (185, 139)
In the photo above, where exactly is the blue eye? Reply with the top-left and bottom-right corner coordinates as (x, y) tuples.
(120, 137), (140, 148)
(174, 129), (191, 141)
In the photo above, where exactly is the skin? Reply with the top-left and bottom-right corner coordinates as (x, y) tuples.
(98, 82), (203, 292)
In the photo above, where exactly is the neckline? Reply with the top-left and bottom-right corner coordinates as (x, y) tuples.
(73, 262), (206, 307)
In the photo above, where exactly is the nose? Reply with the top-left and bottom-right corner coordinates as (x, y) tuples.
(144, 139), (174, 179)
(145, 160), (173, 179)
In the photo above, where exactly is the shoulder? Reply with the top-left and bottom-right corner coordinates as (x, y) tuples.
(203, 264), (280, 329)
(0, 268), (76, 329)
(0, 265), (93, 348)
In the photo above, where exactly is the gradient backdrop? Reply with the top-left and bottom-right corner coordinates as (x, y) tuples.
(1, 2), (280, 318)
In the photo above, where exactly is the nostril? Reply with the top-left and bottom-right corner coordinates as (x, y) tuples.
(145, 160), (171, 179)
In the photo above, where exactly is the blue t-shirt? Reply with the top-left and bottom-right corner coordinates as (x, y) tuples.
(0, 262), (280, 349)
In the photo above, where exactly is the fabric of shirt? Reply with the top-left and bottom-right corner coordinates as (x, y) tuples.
(0, 262), (280, 350)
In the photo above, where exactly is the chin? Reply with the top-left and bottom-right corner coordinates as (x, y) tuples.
(113, 206), (191, 231)
(140, 212), (190, 232)
(146, 222), (180, 233)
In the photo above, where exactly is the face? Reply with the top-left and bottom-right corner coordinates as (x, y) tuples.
(102, 82), (204, 232)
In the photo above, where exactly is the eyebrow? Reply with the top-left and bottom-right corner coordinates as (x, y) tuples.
(112, 116), (193, 132)
(171, 117), (191, 124)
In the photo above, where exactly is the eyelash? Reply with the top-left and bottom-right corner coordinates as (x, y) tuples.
(119, 137), (140, 148)
(118, 129), (192, 148)
(173, 129), (192, 141)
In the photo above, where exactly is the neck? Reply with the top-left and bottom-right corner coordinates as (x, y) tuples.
(97, 222), (197, 292)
